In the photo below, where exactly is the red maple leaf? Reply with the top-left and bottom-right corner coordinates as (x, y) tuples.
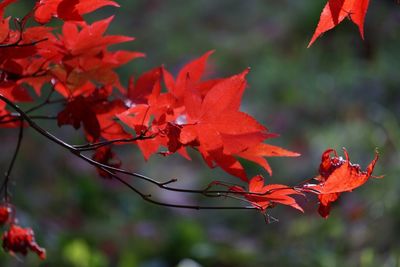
(303, 148), (379, 218)
(0, 80), (32, 128)
(127, 67), (162, 104)
(118, 65), (197, 160)
(50, 17), (143, 93)
(118, 52), (299, 179)
(95, 99), (131, 141)
(34, 0), (119, 24)
(229, 175), (304, 212)
(178, 58), (298, 180)
(308, 0), (370, 47)
(57, 95), (101, 141)
(92, 146), (121, 178)
(58, 88), (131, 142)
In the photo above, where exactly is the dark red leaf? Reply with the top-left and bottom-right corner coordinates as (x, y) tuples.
(92, 146), (121, 178)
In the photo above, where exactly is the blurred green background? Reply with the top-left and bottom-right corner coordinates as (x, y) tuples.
(1, 0), (399, 266)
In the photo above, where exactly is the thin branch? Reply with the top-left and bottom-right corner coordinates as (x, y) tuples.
(0, 118), (24, 201)
(0, 115), (57, 125)
(0, 94), (75, 151)
(0, 95), (301, 200)
(24, 87), (56, 114)
(0, 38), (48, 48)
(0, 15), (48, 48)
(96, 163), (256, 210)
(0, 94), (264, 210)
(73, 134), (156, 151)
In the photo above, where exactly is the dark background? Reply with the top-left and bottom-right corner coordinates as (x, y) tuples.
(0, 1), (399, 266)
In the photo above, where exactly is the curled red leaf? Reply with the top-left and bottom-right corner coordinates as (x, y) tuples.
(303, 148), (380, 218)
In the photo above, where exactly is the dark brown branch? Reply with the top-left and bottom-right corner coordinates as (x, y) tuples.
(0, 95), (298, 200)
(24, 87), (56, 114)
(0, 118), (24, 201)
(0, 94), (262, 210)
(73, 134), (157, 152)
(0, 115), (57, 125)
(0, 38), (48, 48)
(93, 162), (256, 210)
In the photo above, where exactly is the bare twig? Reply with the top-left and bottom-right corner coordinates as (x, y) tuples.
(0, 118), (24, 201)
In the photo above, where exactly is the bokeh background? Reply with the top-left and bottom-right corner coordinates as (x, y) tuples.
(1, 0), (399, 266)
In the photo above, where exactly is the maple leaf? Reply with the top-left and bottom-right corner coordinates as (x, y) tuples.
(235, 142), (300, 176)
(122, 52), (299, 180)
(127, 67), (162, 104)
(303, 148), (379, 218)
(94, 99), (131, 141)
(165, 50), (214, 99)
(2, 224), (46, 260)
(308, 0), (370, 47)
(58, 88), (130, 142)
(57, 95), (101, 141)
(92, 146), (121, 178)
(178, 60), (298, 180)
(229, 175), (304, 212)
(0, 79), (33, 128)
(119, 52), (298, 179)
(118, 66), (190, 160)
(50, 17), (143, 93)
(34, 0), (119, 24)
(0, 82), (32, 103)
(59, 17), (134, 57)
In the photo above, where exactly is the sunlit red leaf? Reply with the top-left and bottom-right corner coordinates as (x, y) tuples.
(60, 17), (134, 56)
(303, 148), (380, 218)
(230, 175), (304, 212)
(127, 67), (162, 104)
(171, 50), (214, 98)
(236, 142), (300, 176)
(308, 0), (370, 47)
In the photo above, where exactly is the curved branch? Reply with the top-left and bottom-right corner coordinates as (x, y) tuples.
(0, 94), (267, 210)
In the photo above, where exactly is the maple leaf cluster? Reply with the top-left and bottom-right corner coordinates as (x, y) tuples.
(0, 0), (383, 260)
